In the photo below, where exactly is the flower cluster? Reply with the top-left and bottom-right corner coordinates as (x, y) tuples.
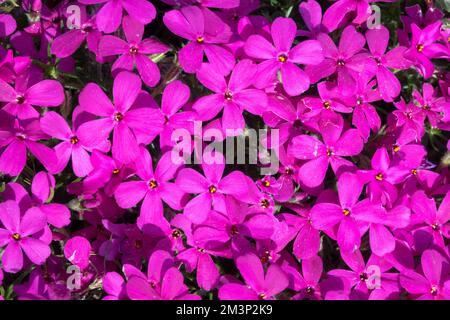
(0, 0), (449, 300)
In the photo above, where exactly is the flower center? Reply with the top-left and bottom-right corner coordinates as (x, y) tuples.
(112, 168), (120, 175)
(172, 229), (182, 238)
(356, 97), (364, 105)
(224, 90), (233, 101)
(17, 133), (26, 141)
(306, 286), (315, 295)
(375, 173), (383, 181)
(15, 95), (25, 104)
(360, 272), (368, 282)
(148, 179), (158, 189)
(431, 223), (440, 231)
(12, 233), (21, 241)
(393, 145), (400, 153)
(197, 248), (206, 253)
(209, 185), (217, 194)
(375, 57), (382, 66)
(411, 169), (417, 175)
(260, 250), (272, 263)
(416, 44), (424, 52)
(277, 53), (288, 63)
(260, 199), (270, 209)
(262, 180), (270, 187)
(258, 293), (267, 300)
(230, 225), (239, 236)
(70, 136), (79, 144)
(326, 147), (334, 157)
(196, 36), (204, 43)
(114, 112), (124, 122)
(342, 208), (350, 216)
(430, 286), (438, 296)
(337, 59), (345, 66)
(129, 46), (139, 55)
(323, 101), (331, 109)
(284, 167), (293, 175)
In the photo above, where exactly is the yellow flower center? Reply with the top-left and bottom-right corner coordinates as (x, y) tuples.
(375, 173), (383, 181)
(70, 136), (79, 144)
(12, 233), (21, 241)
(148, 179), (158, 189)
(196, 37), (204, 43)
(416, 44), (424, 52)
(342, 208), (350, 216)
(278, 54), (288, 63)
(209, 185), (217, 194)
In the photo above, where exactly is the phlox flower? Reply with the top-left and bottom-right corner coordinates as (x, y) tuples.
(244, 17), (323, 96)
(297, 0), (328, 38)
(0, 201), (51, 273)
(98, 16), (169, 87)
(77, 71), (164, 164)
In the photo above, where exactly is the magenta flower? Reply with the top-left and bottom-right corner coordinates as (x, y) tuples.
(365, 26), (412, 102)
(219, 253), (288, 300)
(193, 59), (267, 132)
(98, 16), (169, 87)
(400, 249), (450, 300)
(77, 71), (164, 164)
(298, 0), (328, 38)
(163, 5), (234, 74)
(288, 115), (363, 188)
(79, 0), (156, 33)
(413, 82), (450, 127)
(244, 17), (323, 96)
(322, 0), (374, 32)
(0, 76), (64, 119)
(305, 26), (374, 96)
(0, 14), (17, 37)
(310, 173), (386, 252)
(0, 114), (56, 176)
(0, 201), (51, 273)
(40, 111), (110, 177)
(51, 6), (101, 58)
(115, 148), (184, 229)
(176, 153), (249, 224)
(64, 236), (92, 270)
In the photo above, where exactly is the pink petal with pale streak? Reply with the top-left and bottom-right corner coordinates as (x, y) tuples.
(421, 250), (445, 285)
(139, 38), (169, 55)
(161, 268), (186, 300)
(127, 276), (158, 300)
(122, 15), (144, 44)
(135, 54), (160, 87)
(400, 271), (429, 294)
(192, 94), (224, 121)
(180, 5), (204, 37)
(337, 218), (361, 252)
(176, 168), (209, 193)
(366, 26), (389, 56)
(103, 272), (125, 298)
(271, 17), (296, 52)
(236, 253), (265, 293)
(196, 63), (227, 93)
(219, 283), (258, 300)
(98, 35), (129, 57)
(122, 0), (156, 25)
(222, 102), (245, 132)
(112, 122), (140, 164)
(323, 0), (355, 32)
(244, 35), (277, 60)
(40, 204), (70, 228)
(228, 59), (257, 92)
(40, 111), (72, 140)
(71, 146), (93, 177)
(64, 236), (91, 270)
(299, 0), (322, 31)
(253, 59), (279, 89)
(243, 214), (275, 239)
(289, 40), (324, 65)
(265, 264), (289, 296)
(371, 147), (390, 172)
(19, 207), (46, 237)
(2, 241), (23, 273)
(51, 29), (85, 58)
(0, 139), (27, 176)
(311, 203), (343, 230)
(377, 66), (401, 102)
(124, 107), (164, 137)
(25, 80), (64, 107)
(234, 89), (267, 115)
(299, 156), (329, 188)
(339, 26), (366, 58)
(0, 200), (20, 232)
(162, 80), (190, 116)
(76, 118), (115, 148)
(95, 0), (122, 33)
(0, 78), (16, 102)
(218, 171), (249, 196)
(334, 129), (363, 156)
(289, 135), (324, 160)
(113, 71), (141, 112)
(370, 224), (395, 256)
(158, 182), (185, 210)
(197, 254), (219, 291)
(184, 193), (212, 224)
(115, 181), (148, 208)
(281, 62), (310, 96)
(179, 41), (204, 73)
(293, 224), (320, 260)
(163, 9), (196, 40)
(79, 83), (115, 116)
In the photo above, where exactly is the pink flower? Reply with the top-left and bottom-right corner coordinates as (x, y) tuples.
(244, 17), (323, 96)
(0, 201), (51, 273)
